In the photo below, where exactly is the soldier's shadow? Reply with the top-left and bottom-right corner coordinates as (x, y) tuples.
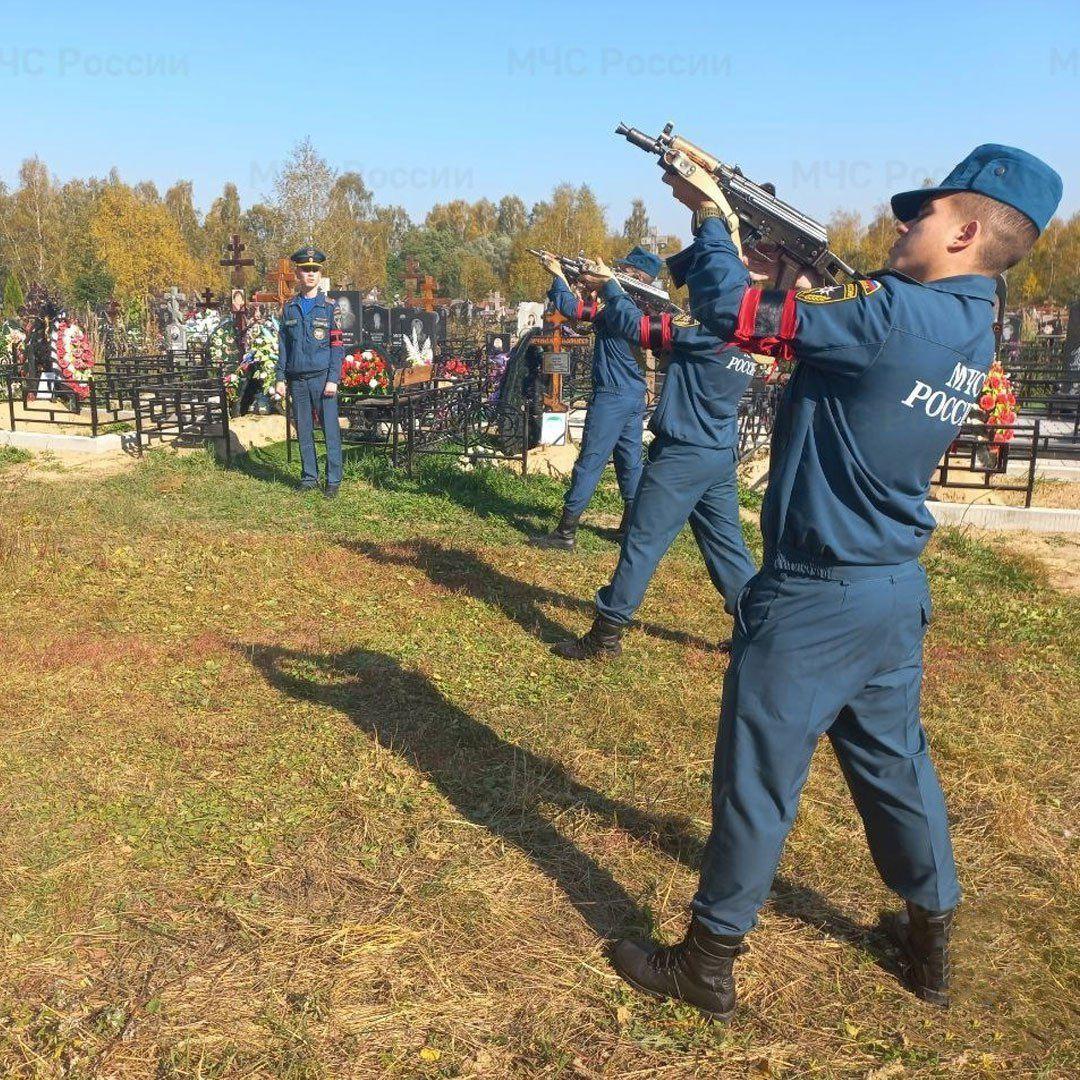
(349, 538), (720, 652)
(238, 640), (900, 974)
(239, 641), (700, 940)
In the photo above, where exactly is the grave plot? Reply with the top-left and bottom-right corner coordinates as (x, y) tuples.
(287, 375), (531, 478)
(933, 418), (1042, 508)
(130, 373), (232, 462)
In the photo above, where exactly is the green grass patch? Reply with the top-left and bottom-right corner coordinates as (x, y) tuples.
(0, 451), (1076, 1077)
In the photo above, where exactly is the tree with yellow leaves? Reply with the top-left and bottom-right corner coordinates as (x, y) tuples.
(89, 183), (201, 304)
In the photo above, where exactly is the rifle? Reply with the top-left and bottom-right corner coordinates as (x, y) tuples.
(615, 122), (858, 287)
(528, 248), (682, 315)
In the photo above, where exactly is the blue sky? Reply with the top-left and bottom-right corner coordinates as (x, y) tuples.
(3, 0), (1077, 240)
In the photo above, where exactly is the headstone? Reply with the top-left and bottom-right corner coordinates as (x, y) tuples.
(392, 307), (437, 362)
(517, 301), (544, 335)
(1065, 302), (1080, 395)
(362, 304), (391, 350)
(486, 331), (509, 359)
(164, 286), (188, 355)
(328, 289), (361, 351)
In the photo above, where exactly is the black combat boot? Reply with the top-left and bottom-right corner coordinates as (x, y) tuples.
(614, 501), (634, 542)
(611, 917), (747, 1022)
(552, 615), (625, 660)
(531, 508), (580, 551)
(890, 901), (955, 1008)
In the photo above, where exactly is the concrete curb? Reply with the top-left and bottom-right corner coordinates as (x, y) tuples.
(928, 500), (1080, 533)
(0, 429), (125, 454)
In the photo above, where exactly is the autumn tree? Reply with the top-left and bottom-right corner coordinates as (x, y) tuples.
(164, 181), (205, 260)
(3, 271), (25, 316)
(0, 158), (64, 285)
(507, 184), (614, 300)
(496, 195), (527, 237)
(273, 138), (336, 247)
(622, 198), (650, 247)
(90, 182), (200, 303)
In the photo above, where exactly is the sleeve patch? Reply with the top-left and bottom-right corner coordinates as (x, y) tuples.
(796, 279), (882, 304)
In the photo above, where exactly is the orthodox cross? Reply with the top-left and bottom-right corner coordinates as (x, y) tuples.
(252, 258), (296, 308)
(220, 234), (254, 288)
(197, 287), (218, 311)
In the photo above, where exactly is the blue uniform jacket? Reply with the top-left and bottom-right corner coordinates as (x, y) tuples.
(275, 293), (346, 383)
(597, 277), (756, 451)
(684, 218), (998, 566)
(548, 276), (646, 394)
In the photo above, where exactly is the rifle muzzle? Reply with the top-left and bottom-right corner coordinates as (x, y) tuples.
(615, 123), (662, 154)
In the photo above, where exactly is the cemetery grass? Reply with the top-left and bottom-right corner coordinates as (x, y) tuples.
(0, 444), (1077, 1079)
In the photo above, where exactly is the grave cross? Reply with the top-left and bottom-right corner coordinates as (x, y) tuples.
(220, 233), (254, 288)
(643, 224), (665, 254)
(197, 287), (218, 311)
(164, 286), (187, 323)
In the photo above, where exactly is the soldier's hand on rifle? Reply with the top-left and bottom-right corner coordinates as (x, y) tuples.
(579, 258), (614, 288)
(743, 244), (820, 289)
(662, 171), (717, 213)
(539, 253), (565, 279)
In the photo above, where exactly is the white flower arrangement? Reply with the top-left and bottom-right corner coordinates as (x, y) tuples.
(243, 317), (283, 401)
(401, 326), (434, 367)
(182, 309), (222, 344)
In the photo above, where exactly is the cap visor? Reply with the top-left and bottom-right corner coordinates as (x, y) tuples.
(890, 186), (954, 222)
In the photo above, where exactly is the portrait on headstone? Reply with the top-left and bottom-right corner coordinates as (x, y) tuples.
(362, 304), (390, 349)
(391, 308), (437, 364)
(516, 301), (544, 336)
(328, 290), (361, 350)
(486, 332), (509, 359)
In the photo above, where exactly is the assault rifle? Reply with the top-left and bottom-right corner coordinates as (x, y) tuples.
(528, 248), (682, 315)
(615, 122), (858, 287)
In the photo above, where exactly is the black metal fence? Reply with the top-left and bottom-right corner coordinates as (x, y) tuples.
(286, 376), (531, 477)
(736, 378), (783, 460)
(4, 351), (231, 458)
(933, 420), (1042, 508)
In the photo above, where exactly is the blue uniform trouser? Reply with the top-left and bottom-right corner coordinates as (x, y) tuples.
(692, 559), (960, 936)
(563, 388), (645, 516)
(290, 372), (342, 487)
(596, 436), (756, 624)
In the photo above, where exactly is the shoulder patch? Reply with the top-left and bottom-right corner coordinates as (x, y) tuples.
(796, 279), (883, 304)
(672, 313), (698, 328)
(796, 282), (859, 304)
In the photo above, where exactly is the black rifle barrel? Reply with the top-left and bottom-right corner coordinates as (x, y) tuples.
(615, 123), (662, 154)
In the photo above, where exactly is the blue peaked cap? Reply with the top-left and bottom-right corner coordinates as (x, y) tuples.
(891, 144), (1062, 234)
(616, 245), (664, 280)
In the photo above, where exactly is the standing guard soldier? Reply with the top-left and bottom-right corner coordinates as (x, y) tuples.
(531, 246), (663, 550)
(551, 252), (759, 659)
(274, 246), (345, 497)
(608, 146), (1061, 1019)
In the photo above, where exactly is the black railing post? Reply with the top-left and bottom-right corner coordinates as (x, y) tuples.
(221, 377), (232, 467)
(1025, 419), (1040, 508)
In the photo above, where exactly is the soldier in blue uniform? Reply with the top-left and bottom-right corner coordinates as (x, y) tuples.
(531, 246), (662, 550)
(274, 246), (346, 497)
(551, 250), (759, 659)
(609, 146), (1062, 1020)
